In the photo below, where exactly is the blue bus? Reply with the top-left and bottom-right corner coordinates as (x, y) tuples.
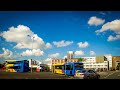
(63, 62), (84, 76)
(6, 60), (29, 72)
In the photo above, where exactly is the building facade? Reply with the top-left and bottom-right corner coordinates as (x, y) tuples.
(112, 56), (120, 70)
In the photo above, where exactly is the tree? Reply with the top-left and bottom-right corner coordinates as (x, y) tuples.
(78, 58), (84, 62)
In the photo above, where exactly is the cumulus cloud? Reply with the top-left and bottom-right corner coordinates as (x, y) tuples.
(53, 40), (73, 47)
(45, 58), (52, 62)
(1, 25), (52, 49)
(95, 19), (120, 41)
(77, 41), (89, 48)
(48, 53), (60, 58)
(0, 48), (13, 59)
(74, 50), (84, 56)
(21, 49), (44, 56)
(88, 16), (105, 26)
(107, 35), (120, 41)
(90, 51), (96, 56)
(45, 43), (52, 49)
(95, 20), (120, 34)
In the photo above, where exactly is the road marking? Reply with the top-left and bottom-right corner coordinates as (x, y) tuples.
(103, 72), (115, 79)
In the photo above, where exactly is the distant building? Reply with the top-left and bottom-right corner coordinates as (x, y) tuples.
(112, 56), (120, 70)
(96, 56), (107, 63)
(28, 59), (42, 71)
(104, 54), (112, 70)
(51, 52), (120, 71)
(67, 51), (74, 59)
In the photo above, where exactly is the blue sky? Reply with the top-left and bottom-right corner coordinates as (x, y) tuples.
(0, 11), (120, 63)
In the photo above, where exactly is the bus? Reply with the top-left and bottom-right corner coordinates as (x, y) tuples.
(63, 62), (84, 76)
(5, 60), (29, 72)
(52, 63), (64, 74)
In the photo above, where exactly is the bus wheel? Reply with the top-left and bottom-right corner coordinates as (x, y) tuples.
(87, 76), (90, 79)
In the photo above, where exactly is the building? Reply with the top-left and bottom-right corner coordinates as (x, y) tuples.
(104, 54), (112, 70)
(82, 57), (108, 71)
(67, 51), (74, 59)
(28, 59), (42, 71)
(112, 56), (120, 70)
(51, 58), (79, 65)
(51, 51), (113, 71)
(96, 56), (107, 63)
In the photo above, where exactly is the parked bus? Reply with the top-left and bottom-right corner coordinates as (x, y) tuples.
(52, 64), (64, 74)
(63, 62), (84, 76)
(5, 60), (29, 72)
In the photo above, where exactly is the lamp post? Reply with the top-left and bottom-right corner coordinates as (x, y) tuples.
(65, 58), (67, 76)
(27, 35), (35, 73)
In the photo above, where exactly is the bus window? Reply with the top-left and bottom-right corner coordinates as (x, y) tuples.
(7, 61), (22, 64)
(9, 66), (21, 69)
(55, 65), (63, 69)
(74, 63), (83, 68)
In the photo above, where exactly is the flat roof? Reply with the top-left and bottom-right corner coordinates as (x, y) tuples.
(5, 60), (28, 62)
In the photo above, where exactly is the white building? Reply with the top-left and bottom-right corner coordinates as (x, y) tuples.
(81, 57), (109, 71)
(28, 59), (42, 68)
(104, 54), (112, 70)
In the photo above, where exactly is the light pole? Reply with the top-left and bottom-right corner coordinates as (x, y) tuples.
(27, 35), (35, 73)
(65, 58), (67, 76)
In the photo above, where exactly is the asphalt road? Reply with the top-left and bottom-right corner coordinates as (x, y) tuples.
(0, 71), (70, 79)
(98, 70), (120, 79)
(0, 70), (120, 79)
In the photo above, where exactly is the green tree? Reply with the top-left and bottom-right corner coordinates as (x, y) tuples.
(78, 58), (84, 62)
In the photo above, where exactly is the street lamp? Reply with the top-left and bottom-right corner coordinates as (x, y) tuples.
(27, 35), (35, 73)
(65, 58), (67, 76)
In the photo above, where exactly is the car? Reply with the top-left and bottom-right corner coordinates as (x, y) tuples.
(74, 69), (100, 79)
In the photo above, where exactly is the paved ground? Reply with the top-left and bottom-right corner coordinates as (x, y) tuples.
(0, 70), (70, 79)
(0, 70), (120, 79)
(98, 70), (120, 79)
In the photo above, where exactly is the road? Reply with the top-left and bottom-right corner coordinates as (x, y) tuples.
(98, 70), (120, 79)
(0, 70), (120, 79)
(0, 71), (70, 79)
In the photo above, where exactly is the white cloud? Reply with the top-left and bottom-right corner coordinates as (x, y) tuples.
(95, 19), (120, 41)
(90, 51), (96, 56)
(95, 20), (120, 34)
(77, 41), (89, 48)
(74, 50), (84, 56)
(21, 49), (44, 56)
(0, 48), (13, 59)
(107, 35), (120, 41)
(53, 40), (73, 47)
(1, 25), (52, 49)
(88, 16), (105, 26)
(99, 12), (106, 15)
(45, 43), (52, 49)
(63, 56), (67, 59)
(45, 58), (52, 62)
(48, 53), (60, 58)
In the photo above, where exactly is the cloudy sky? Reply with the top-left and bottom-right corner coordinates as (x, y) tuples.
(0, 11), (120, 63)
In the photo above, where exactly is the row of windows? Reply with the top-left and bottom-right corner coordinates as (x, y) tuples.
(54, 64), (84, 70)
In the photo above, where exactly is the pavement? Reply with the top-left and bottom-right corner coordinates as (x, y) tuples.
(0, 71), (70, 79)
(0, 70), (120, 79)
(98, 71), (120, 79)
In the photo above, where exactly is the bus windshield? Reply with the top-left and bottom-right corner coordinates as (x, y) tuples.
(7, 61), (22, 64)
(9, 66), (21, 69)
(74, 63), (83, 69)
(55, 65), (64, 69)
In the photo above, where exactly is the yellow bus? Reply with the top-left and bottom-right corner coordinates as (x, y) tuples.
(52, 63), (64, 74)
(5, 60), (17, 72)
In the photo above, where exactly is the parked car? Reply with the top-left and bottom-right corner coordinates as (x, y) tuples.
(74, 69), (100, 79)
